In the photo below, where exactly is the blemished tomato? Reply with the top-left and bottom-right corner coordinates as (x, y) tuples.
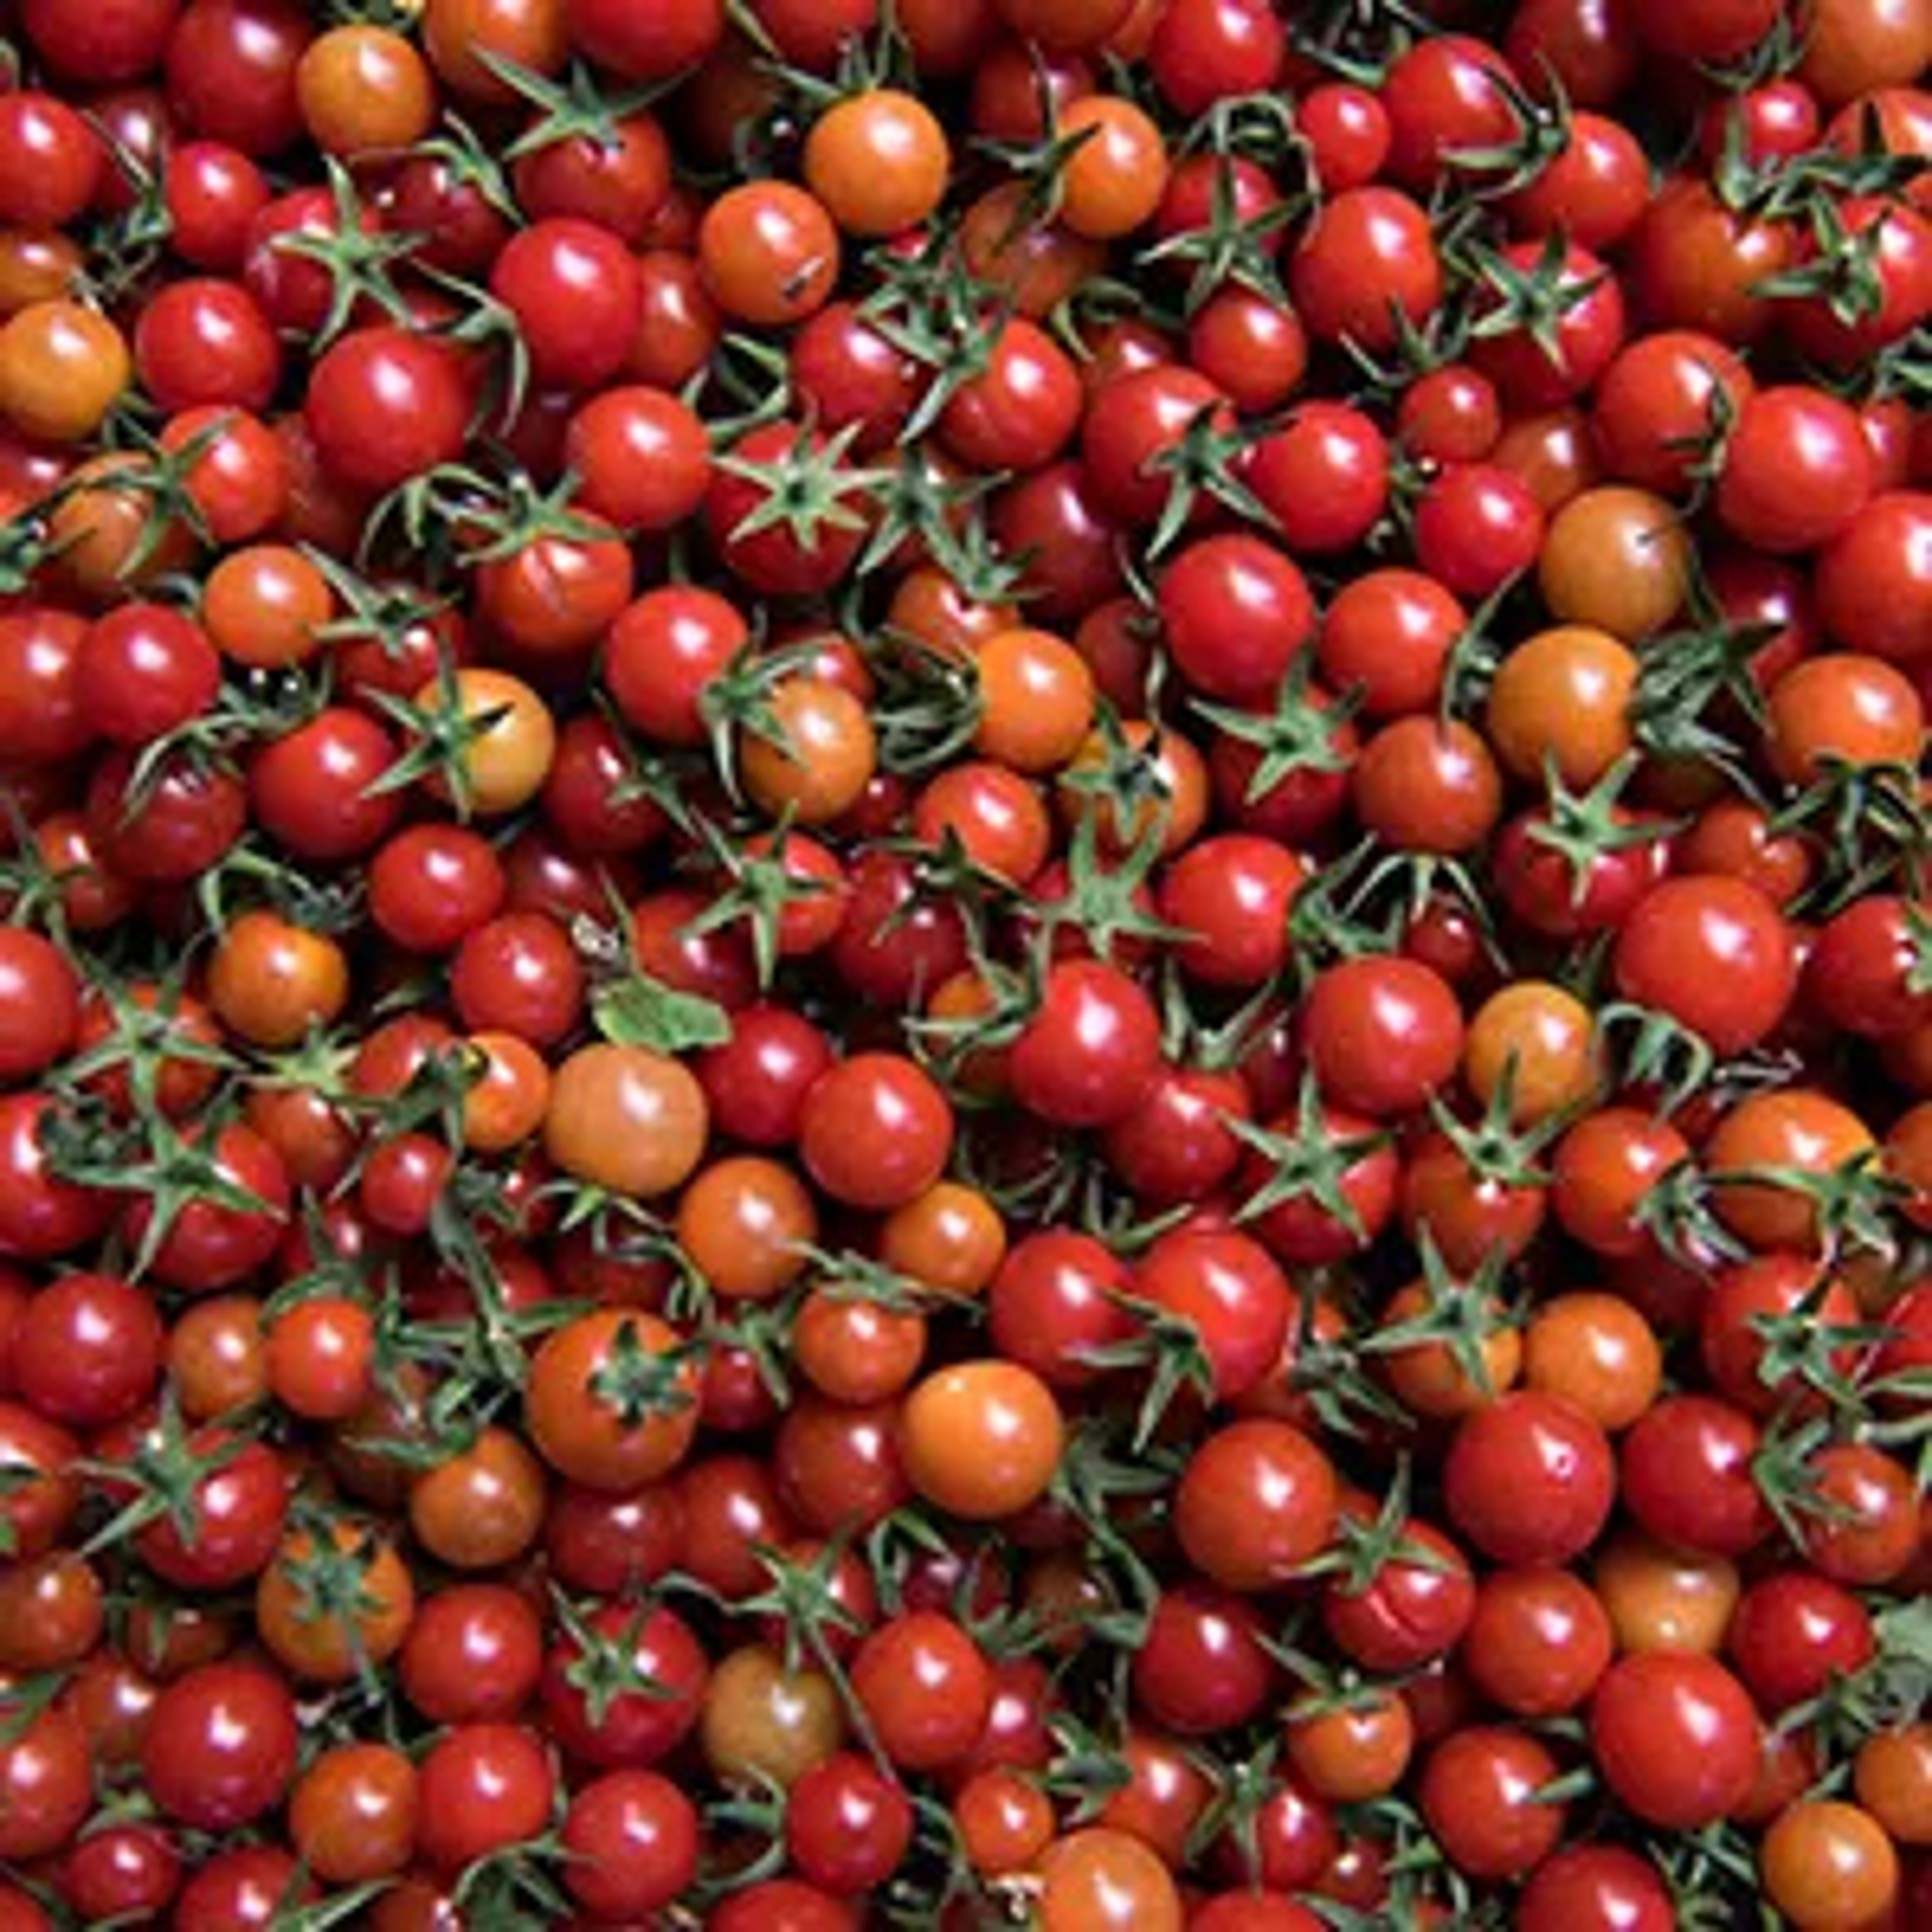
(700, 182), (842, 328)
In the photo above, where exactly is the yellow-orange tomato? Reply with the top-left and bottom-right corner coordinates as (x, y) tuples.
(207, 910), (350, 1049)
(1855, 1725), (1932, 1846)
(699, 1644), (845, 1789)
(1705, 1088), (1878, 1251)
(407, 1426), (546, 1569)
(459, 1031), (551, 1152)
(0, 299), (129, 441)
(167, 1295), (267, 1420)
(1284, 1688), (1416, 1803)
(1766, 654), (1925, 781)
(674, 1154), (818, 1301)
(202, 544), (334, 668)
(1538, 485), (1692, 639)
(543, 1042), (709, 1198)
(256, 1522), (415, 1682)
(923, 968), (1012, 1100)
(1058, 97), (1170, 240)
(421, 0), (567, 103)
(1036, 1828), (1183, 1932)
(900, 1360), (1065, 1519)
(803, 90), (950, 238)
(1486, 624), (1638, 787)
(955, 1766), (1056, 1875)
(1464, 981), (1602, 1125)
(1761, 1799), (1900, 1931)
(880, 1181), (1008, 1296)
(740, 678), (876, 825)
(1058, 719), (1209, 856)
(1799, 0), (1931, 106)
(296, 26), (438, 155)
(975, 628), (1097, 773)
(1376, 1278), (1522, 1419)
(699, 182), (842, 328)
(1593, 1528), (1739, 1654)
(0, 230), (81, 318)
(411, 667), (556, 816)
(45, 455), (197, 601)
(1522, 1292), (1662, 1431)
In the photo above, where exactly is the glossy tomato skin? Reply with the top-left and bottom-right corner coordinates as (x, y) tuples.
(0, 1093), (115, 1262)
(491, 217), (645, 392)
(13, 1273), (161, 1428)
(303, 327), (473, 494)
(1620, 1394), (1774, 1557)
(799, 1053), (952, 1211)
(1717, 386), (1875, 553)
(1007, 960), (1161, 1129)
(166, 2), (312, 158)
(1728, 1571), (1875, 1713)
(1613, 877), (1798, 1055)
(1245, 404), (1390, 555)
(400, 1584), (545, 1724)
(1133, 1229), (1292, 1402)
(414, 1724), (557, 1872)
(1589, 1652), (1761, 1829)
(142, 1662), (299, 1830)
(567, 0), (724, 78)
(1443, 1393), (1615, 1567)
(850, 1612), (990, 1771)
(1517, 1843), (1677, 1932)
(1816, 490), (1932, 662)
(1301, 958), (1464, 1118)
(1292, 188), (1442, 352)
(1158, 534), (1316, 701)
(1418, 1725), (1566, 1881)
(1174, 1420), (1338, 1592)
(1133, 1585), (1278, 1736)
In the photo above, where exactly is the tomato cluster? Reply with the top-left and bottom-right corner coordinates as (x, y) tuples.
(0, 0), (1928, 1926)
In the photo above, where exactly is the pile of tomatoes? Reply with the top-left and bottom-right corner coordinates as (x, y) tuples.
(0, 0), (1928, 1924)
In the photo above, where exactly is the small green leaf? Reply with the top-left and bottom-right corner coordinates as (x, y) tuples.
(591, 973), (732, 1055)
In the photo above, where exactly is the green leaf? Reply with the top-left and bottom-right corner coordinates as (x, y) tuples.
(591, 973), (732, 1055)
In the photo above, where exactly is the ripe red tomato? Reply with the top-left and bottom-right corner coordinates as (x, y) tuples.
(1589, 1652), (1761, 1828)
(1444, 1392), (1616, 1566)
